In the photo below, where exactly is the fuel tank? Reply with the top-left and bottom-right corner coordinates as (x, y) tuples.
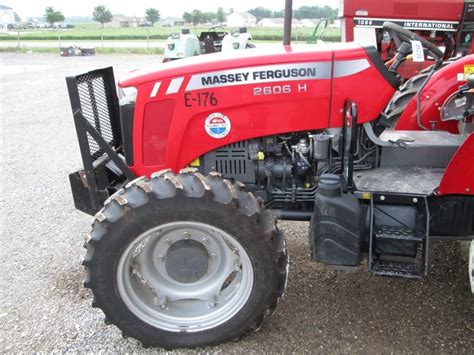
(118, 43), (397, 177)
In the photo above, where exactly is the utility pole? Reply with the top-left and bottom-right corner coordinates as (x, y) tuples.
(283, 0), (293, 45)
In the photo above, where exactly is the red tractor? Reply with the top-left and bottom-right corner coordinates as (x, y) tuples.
(66, 1), (474, 349)
(340, 0), (474, 78)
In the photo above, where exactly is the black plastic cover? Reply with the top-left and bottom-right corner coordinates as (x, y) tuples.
(119, 103), (135, 166)
(364, 46), (400, 89)
(310, 174), (362, 266)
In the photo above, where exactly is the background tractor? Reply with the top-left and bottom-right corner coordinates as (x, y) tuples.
(66, 0), (473, 349)
(339, 0), (474, 78)
(163, 26), (254, 62)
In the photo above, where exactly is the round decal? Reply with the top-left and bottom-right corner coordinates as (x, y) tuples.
(204, 113), (231, 139)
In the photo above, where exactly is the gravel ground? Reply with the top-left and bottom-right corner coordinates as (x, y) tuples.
(0, 53), (473, 353)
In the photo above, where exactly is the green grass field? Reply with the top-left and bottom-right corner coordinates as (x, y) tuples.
(0, 23), (341, 42)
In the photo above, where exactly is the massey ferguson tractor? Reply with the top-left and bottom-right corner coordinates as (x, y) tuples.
(66, 0), (473, 349)
(340, 0), (474, 78)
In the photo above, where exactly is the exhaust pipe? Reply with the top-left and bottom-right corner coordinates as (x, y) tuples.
(283, 0), (293, 45)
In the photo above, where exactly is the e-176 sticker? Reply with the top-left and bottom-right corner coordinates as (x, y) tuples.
(184, 92), (218, 107)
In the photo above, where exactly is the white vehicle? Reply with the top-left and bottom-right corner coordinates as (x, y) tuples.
(163, 27), (255, 62)
(222, 27), (255, 51)
(163, 29), (201, 62)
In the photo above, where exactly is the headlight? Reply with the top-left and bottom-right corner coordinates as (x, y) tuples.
(118, 86), (137, 105)
(168, 43), (175, 50)
(232, 42), (240, 49)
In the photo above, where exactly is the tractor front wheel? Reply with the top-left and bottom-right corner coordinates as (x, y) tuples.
(83, 169), (288, 348)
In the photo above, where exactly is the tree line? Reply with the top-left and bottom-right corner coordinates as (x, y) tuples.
(181, 6), (337, 25)
(248, 6), (338, 22)
(43, 4), (337, 27)
(43, 5), (161, 27)
(182, 7), (226, 26)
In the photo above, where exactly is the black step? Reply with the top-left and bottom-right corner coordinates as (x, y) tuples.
(375, 225), (424, 242)
(372, 260), (423, 279)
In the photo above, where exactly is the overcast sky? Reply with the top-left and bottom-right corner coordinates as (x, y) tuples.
(6, 0), (338, 19)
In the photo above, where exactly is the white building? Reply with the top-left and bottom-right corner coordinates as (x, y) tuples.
(258, 18), (284, 28)
(300, 19), (320, 28)
(258, 18), (304, 28)
(106, 15), (148, 28)
(161, 17), (185, 27)
(293, 19), (304, 28)
(0, 4), (15, 30)
(226, 12), (256, 28)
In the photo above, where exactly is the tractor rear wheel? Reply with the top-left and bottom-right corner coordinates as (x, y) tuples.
(383, 71), (431, 128)
(82, 169), (288, 348)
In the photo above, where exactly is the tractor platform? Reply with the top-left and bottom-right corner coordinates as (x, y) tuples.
(354, 166), (444, 195)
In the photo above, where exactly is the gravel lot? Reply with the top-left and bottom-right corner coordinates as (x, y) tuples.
(1, 53), (473, 353)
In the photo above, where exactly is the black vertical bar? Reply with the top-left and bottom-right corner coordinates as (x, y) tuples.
(368, 197), (375, 271)
(283, 0), (293, 45)
(423, 197), (430, 276)
(102, 67), (123, 147)
(341, 105), (346, 177)
(66, 76), (101, 210)
(347, 103), (358, 190)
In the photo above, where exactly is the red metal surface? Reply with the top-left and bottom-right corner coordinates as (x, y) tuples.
(142, 100), (176, 166)
(397, 60), (436, 80)
(118, 44), (395, 176)
(438, 133), (474, 196)
(342, 0), (464, 21)
(395, 55), (474, 133)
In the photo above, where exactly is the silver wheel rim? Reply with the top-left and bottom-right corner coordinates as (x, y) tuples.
(116, 221), (254, 332)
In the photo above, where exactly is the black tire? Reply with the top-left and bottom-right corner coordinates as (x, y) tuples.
(83, 169), (288, 349)
(383, 71), (431, 128)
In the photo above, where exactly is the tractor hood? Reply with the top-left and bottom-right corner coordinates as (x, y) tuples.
(118, 42), (366, 88)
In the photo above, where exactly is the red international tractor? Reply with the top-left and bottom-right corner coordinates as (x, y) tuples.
(340, 0), (474, 78)
(66, 0), (474, 349)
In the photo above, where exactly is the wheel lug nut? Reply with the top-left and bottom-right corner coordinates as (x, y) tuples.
(164, 238), (171, 245)
(201, 237), (209, 245)
(210, 253), (216, 259)
(208, 295), (219, 308)
(155, 296), (168, 309)
(183, 232), (191, 240)
(158, 255), (165, 262)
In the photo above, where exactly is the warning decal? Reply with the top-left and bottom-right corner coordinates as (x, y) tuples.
(464, 65), (474, 80)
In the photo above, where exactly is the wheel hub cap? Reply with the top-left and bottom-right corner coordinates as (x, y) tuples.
(165, 240), (209, 283)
